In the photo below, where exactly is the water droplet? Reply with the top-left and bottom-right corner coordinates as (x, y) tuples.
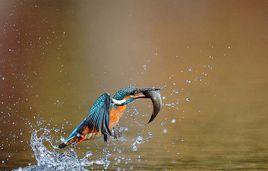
(132, 145), (137, 151)
(171, 119), (176, 123)
(185, 80), (191, 84)
(209, 55), (214, 59)
(185, 97), (190, 102)
(163, 129), (167, 134)
(136, 136), (143, 144)
(85, 151), (93, 158)
(142, 65), (147, 70)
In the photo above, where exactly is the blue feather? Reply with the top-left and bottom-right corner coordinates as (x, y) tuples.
(63, 93), (112, 143)
(113, 86), (137, 100)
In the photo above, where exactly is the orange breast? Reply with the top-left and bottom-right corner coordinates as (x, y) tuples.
(109, 105), (126, 128)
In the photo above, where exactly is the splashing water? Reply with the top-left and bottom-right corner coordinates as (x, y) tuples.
(131, 132), (153, 152)
(14, 128), (110, 171)
(131, 136), (143, 152)
(13, 103), (157, 171)
(13, 119), (154, 170)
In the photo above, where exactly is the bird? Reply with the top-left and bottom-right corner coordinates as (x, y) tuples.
(58, 86), (162, 149)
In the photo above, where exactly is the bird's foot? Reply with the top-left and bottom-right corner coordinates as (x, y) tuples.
(111, 127), (123, 139)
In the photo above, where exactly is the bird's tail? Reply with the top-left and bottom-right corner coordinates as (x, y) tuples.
(58, 136), (85, 149)
(57, 136), (75, 149)
(58, 142), (68, 149)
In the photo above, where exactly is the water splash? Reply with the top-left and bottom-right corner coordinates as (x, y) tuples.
(14, 128), (110, 171)
(131, 136), (143, 152)
(131, 132), (153, 152)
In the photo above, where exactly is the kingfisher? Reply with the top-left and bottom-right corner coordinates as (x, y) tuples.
(58, 86), (162, 148)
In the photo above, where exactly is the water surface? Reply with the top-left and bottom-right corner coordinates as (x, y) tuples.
(0, 0), (268, 170)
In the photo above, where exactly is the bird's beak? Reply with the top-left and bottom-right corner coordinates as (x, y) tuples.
(135, 88), (162, 123)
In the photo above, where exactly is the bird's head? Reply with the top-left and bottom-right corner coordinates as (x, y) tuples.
(112, 86), (162, 123)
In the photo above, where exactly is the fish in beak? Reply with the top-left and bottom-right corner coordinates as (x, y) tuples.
(137, 88), (162, 123)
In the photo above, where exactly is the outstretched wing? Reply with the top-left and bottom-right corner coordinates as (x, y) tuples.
(64, 93), (112, 144)
(84, 93), (112, 141)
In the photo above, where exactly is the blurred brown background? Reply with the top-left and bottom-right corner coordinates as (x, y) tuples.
(0, 0), (267, 170)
